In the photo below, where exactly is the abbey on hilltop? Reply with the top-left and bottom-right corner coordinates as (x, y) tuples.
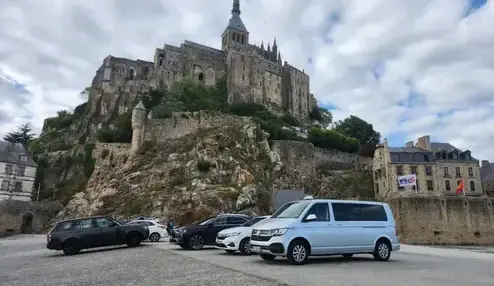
(88, 0), (317, 125)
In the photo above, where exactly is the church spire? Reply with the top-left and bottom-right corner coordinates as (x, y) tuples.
(232, 0), (240, 15)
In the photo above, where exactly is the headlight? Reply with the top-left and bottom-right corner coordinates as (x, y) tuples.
(270, 228), (288, 236)
(227, 232), (240, 237)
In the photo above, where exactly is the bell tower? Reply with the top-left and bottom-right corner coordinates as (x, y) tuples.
(221, 0), (249, 51)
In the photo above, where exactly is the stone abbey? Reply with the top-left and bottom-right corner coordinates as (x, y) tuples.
(88, 0), (317, 125)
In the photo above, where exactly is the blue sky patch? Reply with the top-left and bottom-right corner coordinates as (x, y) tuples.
(463, 0), (488, 17)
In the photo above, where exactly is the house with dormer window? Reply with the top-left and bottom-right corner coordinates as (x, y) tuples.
(373, 135), (482, 198)
(0, 141), (38, 201)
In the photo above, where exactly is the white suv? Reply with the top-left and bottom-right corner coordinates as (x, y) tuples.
(215, 216), (269, 255)
(250, 198), (400, 265)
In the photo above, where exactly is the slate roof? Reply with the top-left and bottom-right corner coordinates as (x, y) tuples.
(226, 14), (248, 33)
(481, 162), (494, 182)
(389, 147), (432, 153)
(430, 142), (478, 161)
(430, 142), (462, 153)
(0, 141), (37, 167)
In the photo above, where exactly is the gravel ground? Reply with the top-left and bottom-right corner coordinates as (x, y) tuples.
(0, 235), (284, 286)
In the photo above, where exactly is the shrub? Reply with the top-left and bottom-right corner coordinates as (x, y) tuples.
(197, 160), (213, 172)
(281, 114), (299, 127)
(101, 149), (109, 159)
(83, 143), (96, 178)
(95, 112), (132, 143)
(308, 127), (360, 153)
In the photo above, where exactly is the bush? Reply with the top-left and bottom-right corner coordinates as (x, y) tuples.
(197, 160), (213, 172)
(281, 114), (300, 127)
(228, 103), (303, 142)
(308, 127), (360, 153)
(96, 112), (132, 143)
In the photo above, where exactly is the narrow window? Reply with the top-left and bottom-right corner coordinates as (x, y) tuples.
(425, 166), (432, 176)
(468, 167), (473, 177)
(470, 181), (476, 191)
(455, 167), (461, 177)
(445, 180), (451, 191)
(427, 180), (434, 191)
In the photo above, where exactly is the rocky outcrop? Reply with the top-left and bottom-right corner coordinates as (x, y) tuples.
(57, 115), (373, 225)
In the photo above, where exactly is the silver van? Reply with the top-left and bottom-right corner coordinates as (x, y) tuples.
(250, 198), (400, 265)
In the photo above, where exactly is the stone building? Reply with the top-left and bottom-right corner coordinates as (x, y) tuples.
(0, 141), (37, 201)
(480, 160), (494, 196)
(373, 135), (482, 198)
(87, 0), (317, 130)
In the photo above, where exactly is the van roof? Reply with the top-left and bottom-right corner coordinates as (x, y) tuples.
(297, 199), (387, 206)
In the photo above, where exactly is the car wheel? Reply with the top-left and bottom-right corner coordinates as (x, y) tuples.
(239, 238), (251, 255)
(62, 241), (80, 256)
(260, 254), (276, 261)
(373, 239), (391, 261)
(287, 240), (309, 265)
(225, 250), (235, 254)
(342, 254), (353, 259)
(149, 233), (161, 242)
(189, 234), (204, 250)
(126, 233), (142, 247)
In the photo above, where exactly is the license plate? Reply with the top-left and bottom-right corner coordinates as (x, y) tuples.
(252, 246), (261, 252)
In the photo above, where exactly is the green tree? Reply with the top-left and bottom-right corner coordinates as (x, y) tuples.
(333, 115), (380, 157)
(96, 112), (132, 143)
(139, 89), (166, 110)
(3, 123), (36, 148)
(309, 107), (332, 128)
(79, 87), (91, 100)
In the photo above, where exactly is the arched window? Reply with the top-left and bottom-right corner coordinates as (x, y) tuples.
(128, 68), (136, 80)
(241, 35), (245, 44)
(198, 73), (204, 82)
(143, 67), (149, 80)
(236, 34), (240, 42)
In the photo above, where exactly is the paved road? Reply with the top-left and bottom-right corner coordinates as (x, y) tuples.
(0, 235), (282, 286)
(2, 235), (494, 286)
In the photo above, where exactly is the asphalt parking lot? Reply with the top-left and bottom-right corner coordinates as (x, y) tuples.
(1, 235), (494, 286)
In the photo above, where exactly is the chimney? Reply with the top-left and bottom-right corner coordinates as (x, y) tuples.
(416, 135), (431, 151)
(482, 160), (489, 168)
(383, 138), (389, 149)
(405, 141), (414, 147)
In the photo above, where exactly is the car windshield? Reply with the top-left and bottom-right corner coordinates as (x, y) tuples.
(193, 217), (214, 226)
(271, 201), (311, 219)
(240, 217), (266, 227)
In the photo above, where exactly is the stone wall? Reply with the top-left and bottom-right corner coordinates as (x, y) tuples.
(0, 200), (62, 236)
(271, 141), (360, 178)
(389, 196), (494, 245)
(144, 111), (251, 142)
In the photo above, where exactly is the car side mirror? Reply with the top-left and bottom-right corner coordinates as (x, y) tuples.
(108, 222), (117, 227)
(305, 214), (317, 222)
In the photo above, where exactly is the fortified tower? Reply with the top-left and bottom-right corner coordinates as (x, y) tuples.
(131, 101), (147, 155)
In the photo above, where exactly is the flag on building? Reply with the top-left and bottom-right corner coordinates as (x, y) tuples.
(398, 174), (417, 188)
(456, 180), (464, 195)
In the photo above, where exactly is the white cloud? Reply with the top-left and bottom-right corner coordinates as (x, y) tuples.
(0, 0), (493, 161)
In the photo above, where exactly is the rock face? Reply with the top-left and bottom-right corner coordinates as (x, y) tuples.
(57, 116), (373, 225)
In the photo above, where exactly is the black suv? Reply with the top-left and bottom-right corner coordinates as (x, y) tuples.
(172, 214), (251, 250)
(46, 216), (150, 255)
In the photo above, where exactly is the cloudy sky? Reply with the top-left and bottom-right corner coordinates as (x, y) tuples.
(1, 0), (493, 160)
